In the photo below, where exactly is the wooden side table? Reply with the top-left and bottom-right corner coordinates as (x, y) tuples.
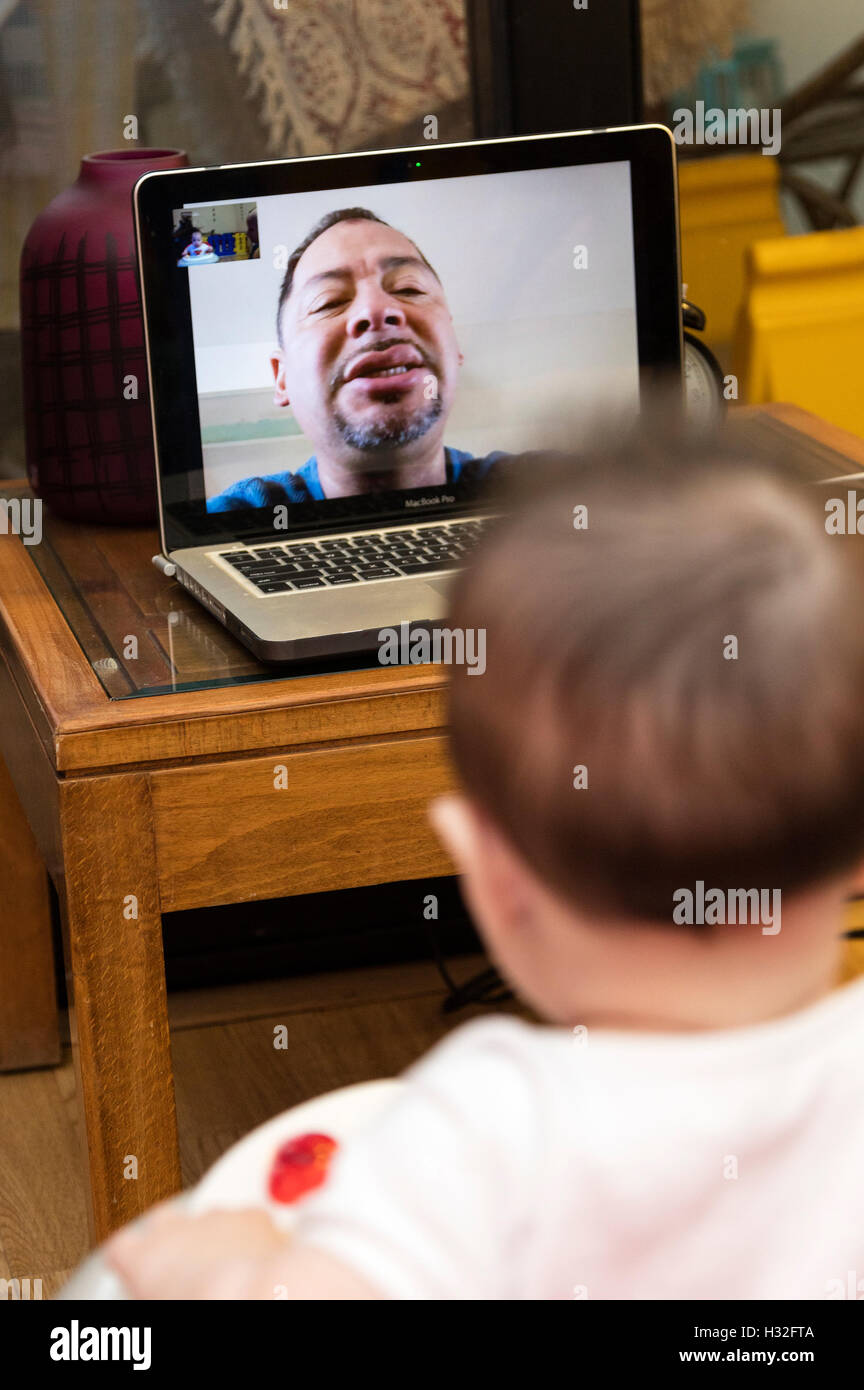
(0, 492), (454, 1242)
(2, 402), (863, 1244)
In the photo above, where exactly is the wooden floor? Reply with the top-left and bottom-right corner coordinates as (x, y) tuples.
(0, 953), (507, 1298)
(3, 936), (864, 1300)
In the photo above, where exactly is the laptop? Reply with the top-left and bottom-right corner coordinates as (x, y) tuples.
(133, 125), (682, 662)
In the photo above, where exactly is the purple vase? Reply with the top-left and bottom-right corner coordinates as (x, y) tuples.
(20, 148), (188, 525)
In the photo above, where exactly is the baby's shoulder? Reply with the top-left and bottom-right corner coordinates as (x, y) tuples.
(408, 1014), (575, 1098)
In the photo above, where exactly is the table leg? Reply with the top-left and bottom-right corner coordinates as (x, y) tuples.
(58, 772), (181, 1243)
(0, 751), (60, 1070)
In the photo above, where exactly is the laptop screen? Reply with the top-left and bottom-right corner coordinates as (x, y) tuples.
(136, 129), (681, 549)
(173, 161), (640, 516)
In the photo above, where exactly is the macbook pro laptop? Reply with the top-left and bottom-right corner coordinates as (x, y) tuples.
(133, 125), (682, 662)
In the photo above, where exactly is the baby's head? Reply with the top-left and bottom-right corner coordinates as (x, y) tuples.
(432, 430), (864, 1030)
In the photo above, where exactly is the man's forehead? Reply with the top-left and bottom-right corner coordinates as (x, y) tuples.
(294, 219), (426, 286)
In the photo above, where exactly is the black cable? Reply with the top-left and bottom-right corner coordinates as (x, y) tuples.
(423, 917), (513, 1014)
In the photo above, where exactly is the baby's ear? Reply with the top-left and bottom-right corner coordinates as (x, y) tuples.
(427, 793), (480, 876)
(844, 858), (864, 898)
(430, 793), (542, 947)
(429, 793), (528, 898)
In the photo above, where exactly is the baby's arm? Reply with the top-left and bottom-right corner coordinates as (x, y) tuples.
(105, 1205), (383, 1300)
(106, 1018), (541, 1300)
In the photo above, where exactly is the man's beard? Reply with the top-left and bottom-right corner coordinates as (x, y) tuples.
(333, 392), (443, 452)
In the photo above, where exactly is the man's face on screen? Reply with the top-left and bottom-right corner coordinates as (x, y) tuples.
(271, 220), (462, 462)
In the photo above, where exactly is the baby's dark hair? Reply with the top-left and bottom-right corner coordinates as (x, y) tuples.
(447, 424), (864, 921)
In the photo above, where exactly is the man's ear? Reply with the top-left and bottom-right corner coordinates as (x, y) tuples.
(271, 348), (291, 409)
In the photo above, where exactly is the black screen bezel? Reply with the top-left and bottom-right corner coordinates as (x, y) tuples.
(134, 125), (682, 554)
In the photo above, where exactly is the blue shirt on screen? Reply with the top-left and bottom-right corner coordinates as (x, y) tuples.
(206, 447), (504, 511)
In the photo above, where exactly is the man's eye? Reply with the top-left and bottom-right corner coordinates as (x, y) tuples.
(396, 286), (424, 296)
(311, 298), (348, 313)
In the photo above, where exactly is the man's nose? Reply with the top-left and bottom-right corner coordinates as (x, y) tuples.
(346, 291), (406, 338)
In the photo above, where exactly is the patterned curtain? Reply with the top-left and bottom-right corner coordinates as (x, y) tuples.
(203, 0), (468, 156)
(139, 0), (469, 165)
(0, 0), (469, 331)
(0, 0), (751, 393)
(0, 0), (135, 329)
(641, 0), (752, 107)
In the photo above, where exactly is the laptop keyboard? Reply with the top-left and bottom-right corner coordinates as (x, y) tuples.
(215, 518), (492, 594)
